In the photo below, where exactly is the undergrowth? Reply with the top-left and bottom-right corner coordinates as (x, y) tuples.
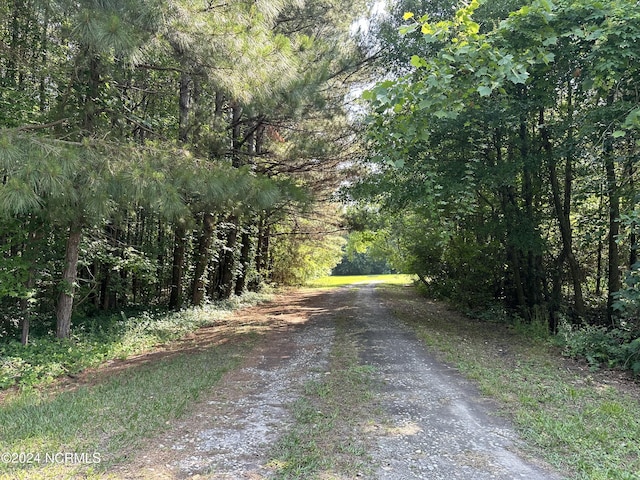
(0, 292), (270, 390)
(557, 320), (640, 375)
(430, 286), (640, 377)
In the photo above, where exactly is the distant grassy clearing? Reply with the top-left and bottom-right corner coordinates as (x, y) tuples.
(307, 274), (415, 288)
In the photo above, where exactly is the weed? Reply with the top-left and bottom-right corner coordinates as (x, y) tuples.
(0, 292), (271, 390)
(557, 320), (640, 374)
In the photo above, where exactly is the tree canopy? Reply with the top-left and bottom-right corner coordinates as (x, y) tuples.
(3, 0), (640, 359)
(0, 0), (368, 341)
(355, 0), (640, 334)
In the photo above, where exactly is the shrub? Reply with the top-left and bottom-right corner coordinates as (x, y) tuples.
(0, 292), (271, 390)
(557, 320), (640, 374)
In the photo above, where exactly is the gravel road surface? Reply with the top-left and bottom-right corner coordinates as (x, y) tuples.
(116, 283), (564, 479)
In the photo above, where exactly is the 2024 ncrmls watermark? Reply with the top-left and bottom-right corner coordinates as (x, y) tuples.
(1, 451), (101, 465)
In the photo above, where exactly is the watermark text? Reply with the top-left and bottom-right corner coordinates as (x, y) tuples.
(1, 451), (101, 465)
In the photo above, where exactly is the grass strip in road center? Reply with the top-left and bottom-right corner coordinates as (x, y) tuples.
(267, 305), (379, 479)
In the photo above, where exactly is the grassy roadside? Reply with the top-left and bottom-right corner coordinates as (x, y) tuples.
(0, 294), (273, 480)
(267, 295), (379, 479)
(378, 284), (640, 480)
(0, 336), (259, 480)
(1, 292), (270, 391)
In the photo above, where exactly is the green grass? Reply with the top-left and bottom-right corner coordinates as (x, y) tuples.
(379, 284), (640, 480)
(0, 292), (272, 478)
(267, 297), (378, 479)
(1, 292), (270, 391)
(0, 332), (259, 479)
(306, 274), (415, 288)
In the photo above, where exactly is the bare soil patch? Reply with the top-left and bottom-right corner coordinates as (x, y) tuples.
(6, 290), (311, 402)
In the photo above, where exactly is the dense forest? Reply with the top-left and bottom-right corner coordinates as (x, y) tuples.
(351, 0), (640, 364)
(0, 0), (370, 344)
(1, 0), (640, 373)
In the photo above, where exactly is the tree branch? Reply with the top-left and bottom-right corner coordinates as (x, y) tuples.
(16, 119), (67, 131)
(136, 63), (185, 74)
(270, 228), (347, 237)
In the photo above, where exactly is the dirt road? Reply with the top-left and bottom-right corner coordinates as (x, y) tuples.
(115, 283), (564, 479)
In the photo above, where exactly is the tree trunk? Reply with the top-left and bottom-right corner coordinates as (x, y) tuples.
(178, 72), (191, 143)
(231, 102), (243, 167)
(234, 229), (252, 296)
(596, 236), (603, 296)
(218, 217), (238, 299)
(56, 223), (82, 339)
(89, 261), (99, 308)
(255, 214), (271, 278)
(507, 245), (528, 316)
(605, 135), (621, 323)
(20, 228), (40, 345)
(4, 0), (22, 86)
(549, 250), (566, 333)
(20, 266), (35, 345)
(540, 108), (585, 317)
(169, 224), (187, 309)
(627, 157), (637, 267)
(192, 212), (216, 306)
(101, 267), (111, 310)
(20, 299), (30, 345)
(156, 220), (166, 298)
(595, 184), (605, 296)
(518, 108), (544, 308)
(38, 2), (49, 111)
(83, 54), (100, 132)
(495, 127), (528, 315)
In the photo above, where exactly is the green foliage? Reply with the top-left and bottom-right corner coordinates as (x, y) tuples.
(510, 307), (552, 340)
(332, 251), (392, 276)
(424, 233), (504, 309)
(558, 320), (640, 374)
(359, 0), (640, 324)
(0, 292), (270, 390)
(271, 232), (346, 286)
(613, 209), (640, 322)
(331, 227), (396, 276)
(1, 0), (368, 339)
(268, 203), (348, 286)
(0, 248), (29, 300)
(612, 264), (640, 321)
